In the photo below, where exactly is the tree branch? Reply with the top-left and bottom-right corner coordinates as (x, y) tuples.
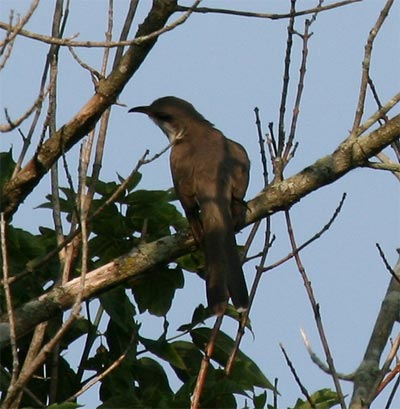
(350, 254), (400, 408)
(1, 113), (399, 348)
(176, 0), (361, 20)
(249, 113), (400, 223)
(0, 0), (178, 220)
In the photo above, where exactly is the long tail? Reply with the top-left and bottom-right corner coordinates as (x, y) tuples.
(200, 199), (249, 315)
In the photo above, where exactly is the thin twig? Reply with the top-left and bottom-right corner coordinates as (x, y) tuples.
(280, 343), (315, 408)
(0, 0), (201, 48)
(367, 76), (388, 124)
(278, 0), (296, 159)
(176, 0), (361, 20)
(67, 45), (102, 79)
(301, 328), (354, 381)
(0, 0), (39, 67)
(376, 243), (400, 285)
(0, 360), (45, 407)
(355, 91), (400, 137)
(284, 210), (346, 408)
(254, 107), (269, 185)
(64, 332), (136, 402)
(225, 223), (271, 375)
(191, 314), (224, 409)
(0, 1), (360, 49)
(101, 0), (114, 74)
(0, 84), (53, 133)
(225, 107), (273, 375)
(4, 148), (158, 286)
(283, 18), (312, 164)
(365, 160), (400, 183)
(1, 213), (19, 387)
(2, 137), (89, 408)
(375, 334), (400, 396)
(112, 0), (139, 69)
(384, 371), (400, 409)
(47, 1), (67, 402)
(351, 0), (395, 134)
(263, 193), (346, 272)
(76, 304), (104, 382)
(0, 10), (15, 69)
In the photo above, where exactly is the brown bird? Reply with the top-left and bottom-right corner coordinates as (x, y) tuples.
(129, 96), (250, 315)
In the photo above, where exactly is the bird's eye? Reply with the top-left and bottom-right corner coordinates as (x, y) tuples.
(157, 112), (173, 122)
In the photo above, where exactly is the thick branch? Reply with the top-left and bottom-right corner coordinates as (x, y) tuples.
(0, 0), (177, 220)
(0, 233), (193, 348)
(248, 114), (400, 222)
(350, 255), (400, 409)
(1, 115), (399, 348)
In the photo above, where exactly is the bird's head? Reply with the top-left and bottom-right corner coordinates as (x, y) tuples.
(129, 96), (212, 143)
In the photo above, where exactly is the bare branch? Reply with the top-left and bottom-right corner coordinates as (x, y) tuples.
(377, 354), (400, 397)
(1, 114), (399, 346)
(301, 328), (355, 381)
(372, 152), (400, 181)
(64, 332), (136, 402)
(0, 84), (52, 133)
(0, 0), (39, 69)
(284, 210), (346, 408)
(1, 214), (19, 387)
(283, 18), (312, 163)
(376, 243), (400, 285)
(67, 45), (102, 79)
(0, 0), (178, 219)
(278, 0), (296, 160)
(351, 0), (395, 133)
(350, 255), (400, 408)
(176, 0), (361, 20)
(280, 343), (315, 408)
(0, 0), (200, 49)
(249, 113), (400, 224)
(263, 193), (347, 273)
(191, 315), (224, 409)
(355, 91), (400, 137)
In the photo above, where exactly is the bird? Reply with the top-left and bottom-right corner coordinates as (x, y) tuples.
(129, 96), (250, 315)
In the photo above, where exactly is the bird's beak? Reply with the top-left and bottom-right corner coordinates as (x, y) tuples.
(128, 105), (151, 115)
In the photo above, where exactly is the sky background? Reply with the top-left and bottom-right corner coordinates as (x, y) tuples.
(1, 0), (400, 407)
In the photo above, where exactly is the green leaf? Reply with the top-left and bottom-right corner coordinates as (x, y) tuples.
(86, 177), (119, 196)
(200, 369), (245, 408)
(99, 353), (136, 402)
(191, 328), (274, 390)
(99, 287), (137, 333)
(292, 389), (341, 409)
(99, 392), (141, 408)
(168, 341), (204, 382)
(0, 226), (59, 311)
(177, 304), (209, 332)
(253, 390), (267, 408)
(116, 171), (142, 193)
(47, 403), (82, 409)
(139, 337), (187, 370)
(124, 189), (187, 238)
(132, 357), (173, 394)
(177, 249), (205, 274)
(131, 265), (184, 316)
(0, 149), (16, 187)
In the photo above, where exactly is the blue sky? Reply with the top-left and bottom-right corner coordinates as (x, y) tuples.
(1, 1), (400, 407)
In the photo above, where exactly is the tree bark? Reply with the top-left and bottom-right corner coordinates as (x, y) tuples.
(0, 0), (177, 220)
(1, 114), (399, 348)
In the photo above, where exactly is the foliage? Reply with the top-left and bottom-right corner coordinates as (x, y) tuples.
(0, 149), (277, 408)
(292, 389), (341, 409)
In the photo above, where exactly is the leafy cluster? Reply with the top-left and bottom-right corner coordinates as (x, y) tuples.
(0, 149), (281, 408)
